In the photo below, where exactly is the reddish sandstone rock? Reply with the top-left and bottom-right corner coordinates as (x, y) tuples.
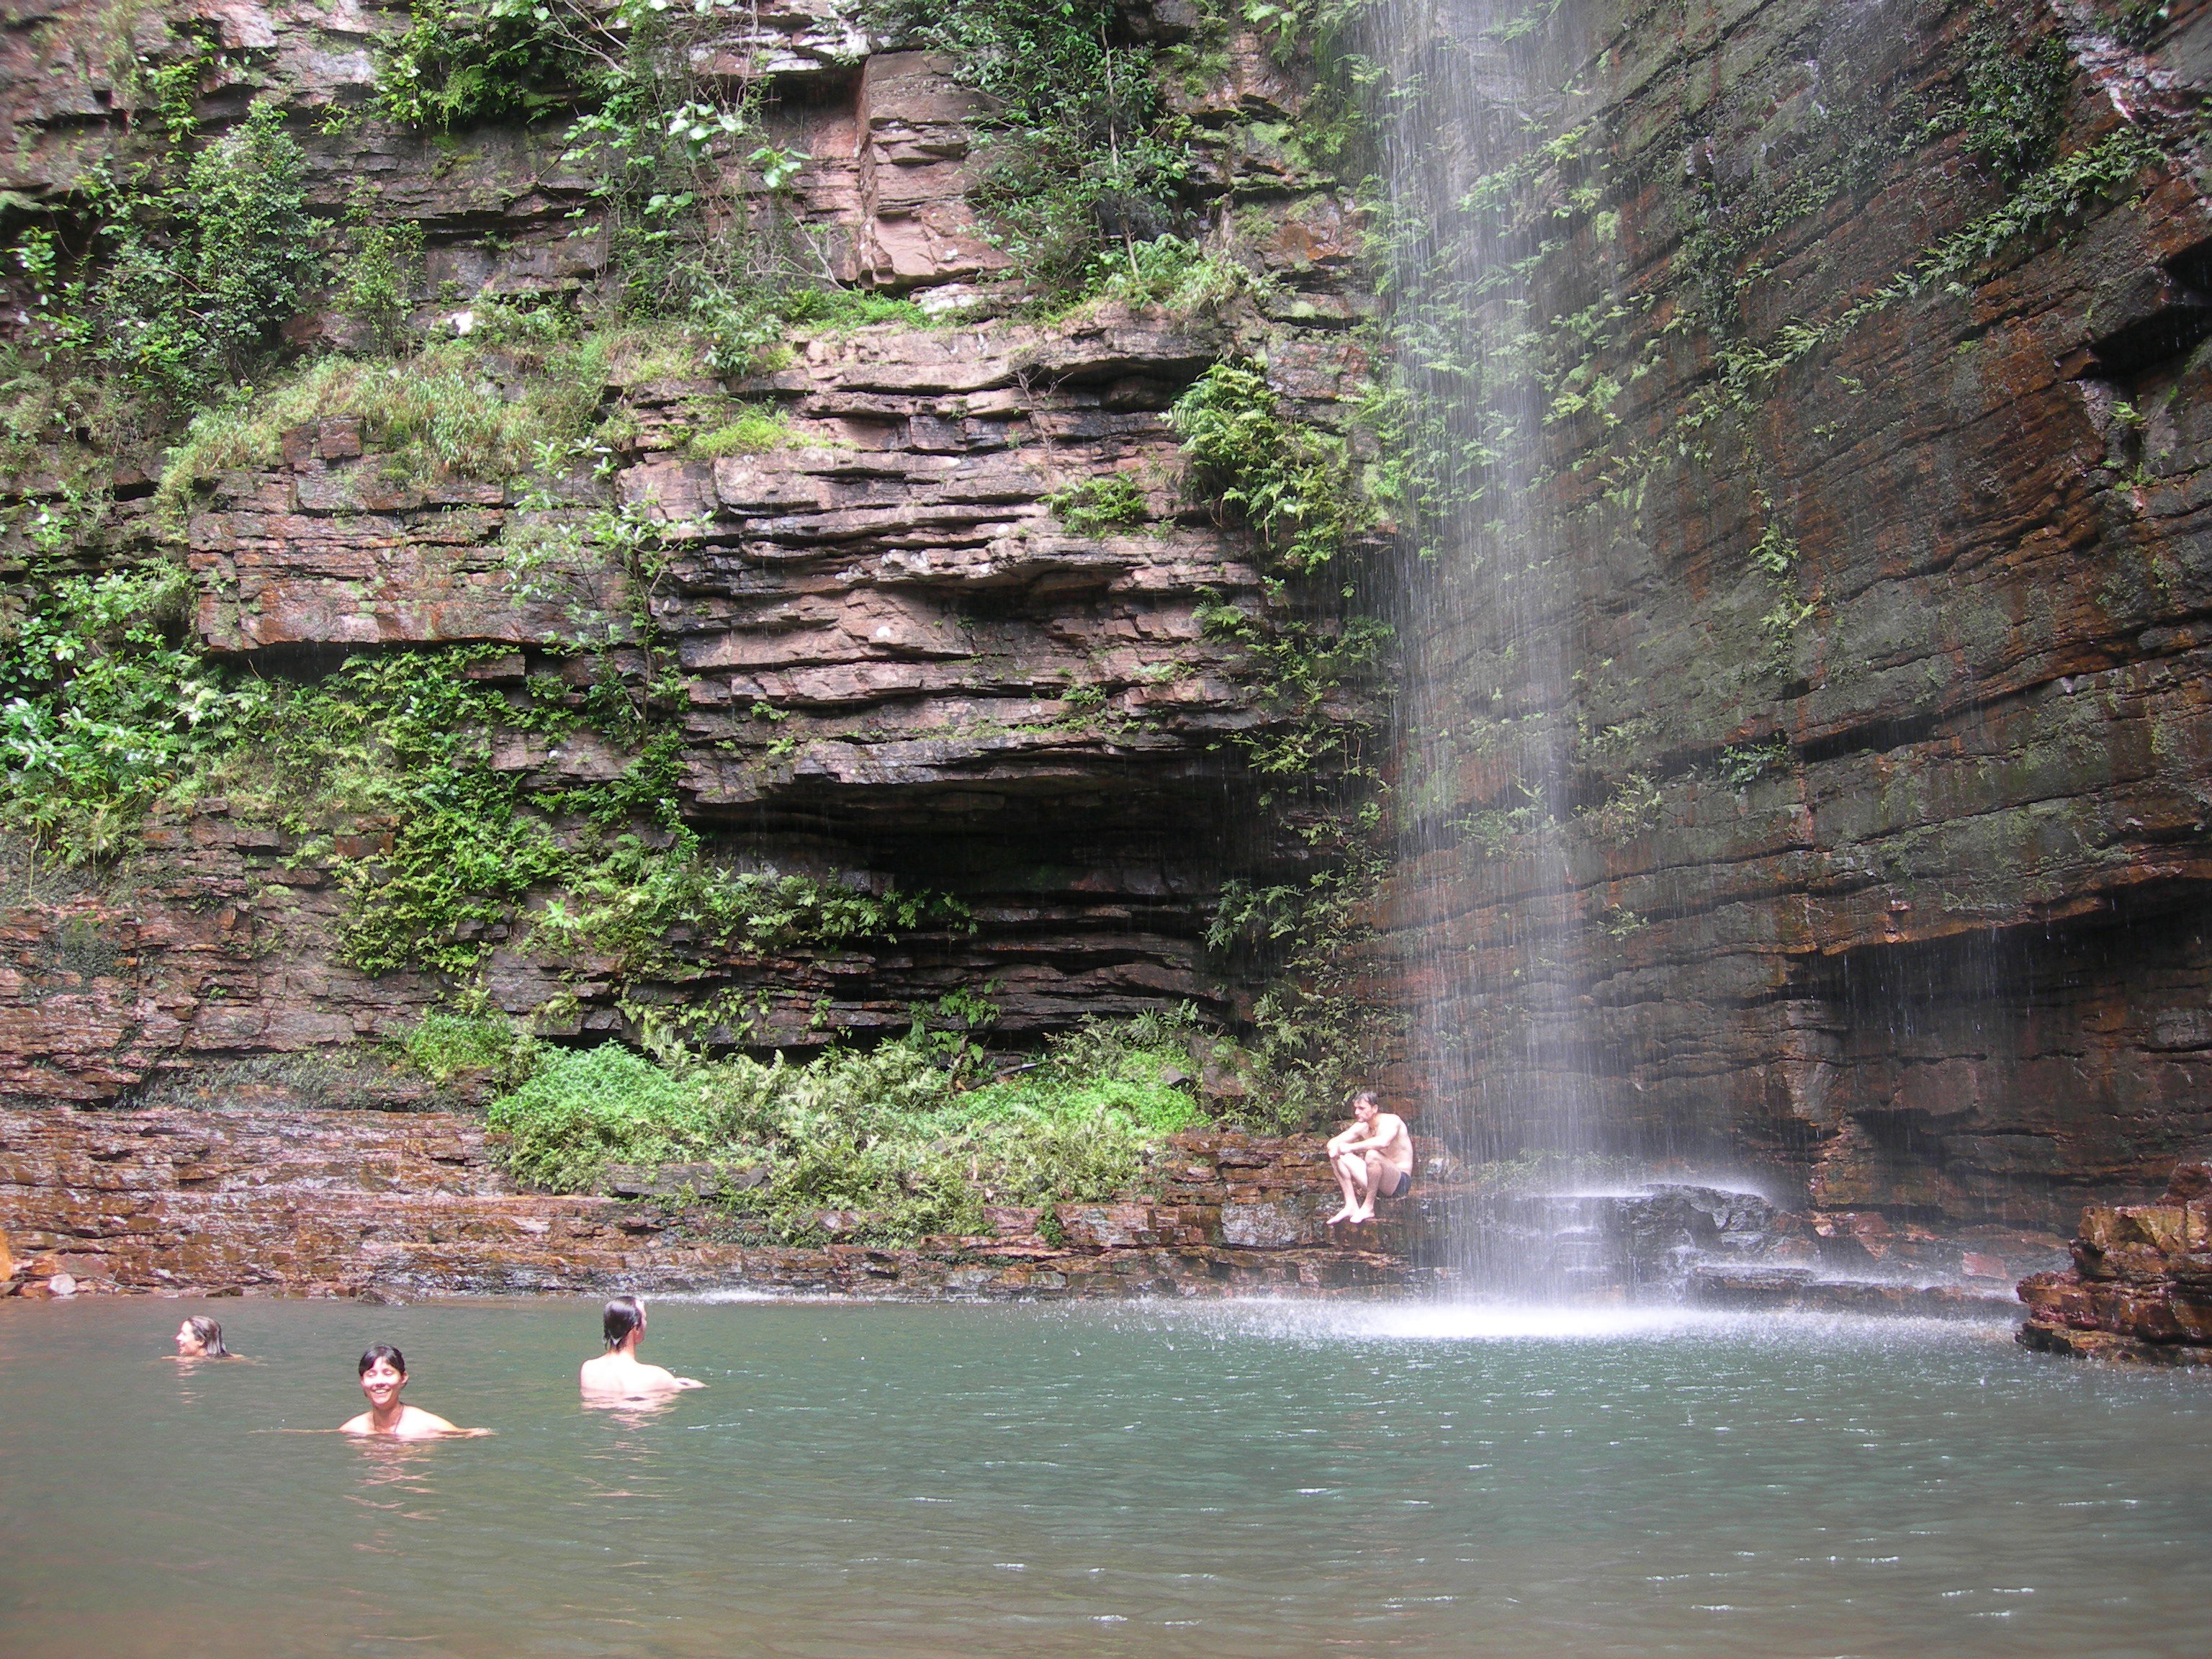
(2018, 1158), (2212, 1363)
(0, 1109), (1416, 1300)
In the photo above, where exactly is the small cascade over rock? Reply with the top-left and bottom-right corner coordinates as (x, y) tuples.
(1447, 1184), (1795, 1300)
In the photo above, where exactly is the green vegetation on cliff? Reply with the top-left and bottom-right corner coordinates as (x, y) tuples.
(0, 565), (265, 860)
(0, 0), (1400, 1121)
(0, 614), (966, 979)
(5, 99), (325, 474)
(872, 0), (1200, 303)
(1172, 361), (1369, 576)
(485, 1009), (1214, 1241)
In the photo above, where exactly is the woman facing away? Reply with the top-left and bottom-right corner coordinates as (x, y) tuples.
(580, 1295), (704, 1400)
(171, 1316), (233, 1359)
(341, 1344), (492, 1439)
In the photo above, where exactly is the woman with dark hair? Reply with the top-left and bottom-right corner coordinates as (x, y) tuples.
(580, 1295), (703, 1398)
(341, 1344), (490, 1438)
(172, 1316), (232, 1359)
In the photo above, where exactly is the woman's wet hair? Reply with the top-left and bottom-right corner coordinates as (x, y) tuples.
(183, 1315), (228, 1357)
(358, 1343), (407, 1377)
(603, 1295), (645, 1349)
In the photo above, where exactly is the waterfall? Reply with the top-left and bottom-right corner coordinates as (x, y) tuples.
(1362, 0), (1775, 1297)
(1370, 1), (1617, 1258)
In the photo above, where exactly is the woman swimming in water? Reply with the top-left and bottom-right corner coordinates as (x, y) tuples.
(340, 1344), (490, 1439)
(172, 1316), (231, 1359)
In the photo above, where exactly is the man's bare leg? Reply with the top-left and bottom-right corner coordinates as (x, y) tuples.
(1326, 1151), (1368, 1224)
(1349, 1151), (1388, 1223)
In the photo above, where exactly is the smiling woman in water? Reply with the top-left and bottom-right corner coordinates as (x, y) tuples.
(341, 1344), (492, 1439)
(171, 1316), (233, 1359)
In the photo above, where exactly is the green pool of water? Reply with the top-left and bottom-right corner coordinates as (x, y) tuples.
(1, 1297), (2205, 1658)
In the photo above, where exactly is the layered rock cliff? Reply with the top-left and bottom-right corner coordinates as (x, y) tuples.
(0, 0), (1379, 1103)
(1377, 0), (2212, 1236)
(6, 0), (2212, 1291)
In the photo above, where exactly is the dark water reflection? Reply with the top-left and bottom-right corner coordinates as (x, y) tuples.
(1, 1298), (2206, 1658)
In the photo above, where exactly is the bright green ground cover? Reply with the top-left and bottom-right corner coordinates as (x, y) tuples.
(485, 1011), (1212, 1242)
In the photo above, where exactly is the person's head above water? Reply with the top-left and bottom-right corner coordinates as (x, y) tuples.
(603, 1295), (645, 1351)
(343, 1341), (478, 1437)
(174, 1316), (228, 1358)
(581, 1293), (702, 1395)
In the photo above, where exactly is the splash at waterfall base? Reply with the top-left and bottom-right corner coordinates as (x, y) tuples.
(1, 1102), (2049, 1313)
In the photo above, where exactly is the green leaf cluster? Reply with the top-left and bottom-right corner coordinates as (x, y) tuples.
(486, 1010), (1214, 1241)
(1047, 475), (1150, 535)
(217, 647), (967, 979)
(1203, 842), (1395, 1133)
(392, 1006), (541, 1088)
(5, 102), (326, 459)
(1170, 362), (1366, 574)
(1959, 9), (2074, 182)
(871, 0), (1200, 303)
(1195, 600), (1390, 775)
(377, 0), (599, 129)
(0, 565), (267, 860)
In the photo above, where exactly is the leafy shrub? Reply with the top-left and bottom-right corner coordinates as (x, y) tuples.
(490, 1043), (732, 1190)
(377, 0), (598, 129)
(337, 210), (427, 354)
(1205, 849), (1399, 1136)
(1170, 361), (1365, 574)
(1959, 12), (2074, 182)
(8, 102), (325, 447)
(532, 825), (974, 976)
(1717, 736), (1789, 787)
(0, 565), (267, 861)
(183, 647), (968, 977)
(485, 1012), (1218, 1238)
(1048, 475), (1149, 534)
(871, 0), (1197, 305)
(393, 1007), (537, 1088)
(1069, 235), (1256, 316)
(1193, 601), (1391, 775)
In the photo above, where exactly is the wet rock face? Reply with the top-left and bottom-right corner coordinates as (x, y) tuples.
(1439, 1185), (1806, 1299)
(0, 1109), (1410, 1300)
(2018, 1158), (2212, 1362)
(1378, 0), (2212, 1231)
(7, 0), (2203, 1264)
(0, 1), (1375, 1096)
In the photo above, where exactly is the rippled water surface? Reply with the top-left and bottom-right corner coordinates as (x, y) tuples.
(1, 1297), (2206, 1658)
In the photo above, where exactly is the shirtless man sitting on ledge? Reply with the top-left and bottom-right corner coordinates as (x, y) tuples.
(1326, 1090), (1413, 1226)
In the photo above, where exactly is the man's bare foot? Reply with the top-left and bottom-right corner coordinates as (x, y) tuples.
(1347, 1204), (1375, 1225)
(1324, 1205), (1357, 1226)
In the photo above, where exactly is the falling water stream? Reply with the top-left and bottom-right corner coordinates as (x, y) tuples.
(1368, 0), (1647, 1290)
